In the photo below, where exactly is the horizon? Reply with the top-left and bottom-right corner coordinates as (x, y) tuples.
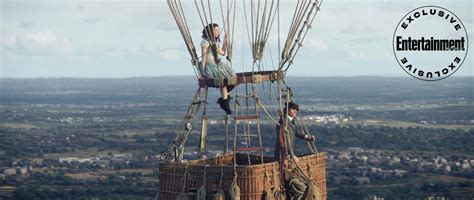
(1, 75), (473, 80)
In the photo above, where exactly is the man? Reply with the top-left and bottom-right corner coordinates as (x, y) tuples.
(274, 102), (315, 161)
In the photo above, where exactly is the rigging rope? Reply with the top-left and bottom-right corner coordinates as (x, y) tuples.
(171, 87), (204, 161)
(169, 0), (323, 76)
(196, 166), (207, 200)
(213, 167), (225, 199)
(167, 0), (200, 78)
(282, 79), (318, 153)
(280, 0), (323, 72)
(284, 0), (323, 72)
(167, 0), (323, 183)
(176, 164), (190, 199)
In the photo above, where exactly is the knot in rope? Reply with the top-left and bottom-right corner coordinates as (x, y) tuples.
(229, 177), (241, 200)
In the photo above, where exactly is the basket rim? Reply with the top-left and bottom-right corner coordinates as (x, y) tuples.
(159, 152), (326, 169)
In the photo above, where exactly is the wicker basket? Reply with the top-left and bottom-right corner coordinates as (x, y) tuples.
(158, 152), (326, 200)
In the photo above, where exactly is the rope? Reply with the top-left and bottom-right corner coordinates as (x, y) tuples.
(276, 84), (319, 198)
(280, 0), (304, 66)
(167, 0), (200, 78)
(272, 164), (283, 199)
(281, 0), (323, 72)
(176, 164), (190, 200)
(276, 78), (286, 193)
(230, 0), (237, 62)
(196, 0), (208, 27)
(248, 0), (278, 62)
(213, 167), (225, 200)
(219, 0), (235, 62)
(207, 0), (214, 27)
(197, 166), (207, 200)
(286, 155), (321, 199)
(283, 80), (318, 153)
(199, 86), (209, 157)
(256, 97), (279, 124)
(251, 94), (264, 163)
(225, 113), (230, 153)
(219, 166), (224, 189)
(284, 0), (322, 72)
(173, 87), (204, 161)
(213, 190), (225, 200)
(261, 0), (279, 62)
(230, 83), (241, 200)
(263, 164), (276, 200)
(283, 90), (296, 158)
(195, 0), (220, 65)
(296, 112), (318, 153)
(170, 0), (322, 76)
(178, 87), (206, 160)
(286, 160), (309, 200)
(164, 4), (326, 198)
(289, 178), (307, 199)
(244, 83), (251, 164)
(229, 176), (241, 200)
(307, 161), (313, 181)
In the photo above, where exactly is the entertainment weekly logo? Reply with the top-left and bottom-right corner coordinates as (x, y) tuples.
(393, 6), (468, 81)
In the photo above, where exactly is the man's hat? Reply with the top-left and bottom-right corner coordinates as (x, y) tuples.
(285, 102), (299, 111)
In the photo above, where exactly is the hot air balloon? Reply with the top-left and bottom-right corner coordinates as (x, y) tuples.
(157, 1), (326, 199)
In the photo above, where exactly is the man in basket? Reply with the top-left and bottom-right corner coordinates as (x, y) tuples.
(274, 102), (316, 161)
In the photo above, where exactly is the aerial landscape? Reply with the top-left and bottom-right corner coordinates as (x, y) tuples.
(1, 0), (472, 199)
(0, 76), (472, 199)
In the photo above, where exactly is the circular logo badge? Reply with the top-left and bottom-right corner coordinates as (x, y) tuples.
(393, 6), (468, 81)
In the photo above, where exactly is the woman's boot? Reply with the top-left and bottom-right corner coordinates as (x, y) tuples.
(223, 97), (232, 115)
(217, 96), (232, 115)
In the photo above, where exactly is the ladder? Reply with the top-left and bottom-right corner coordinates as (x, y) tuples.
(230, 81), (265, 165)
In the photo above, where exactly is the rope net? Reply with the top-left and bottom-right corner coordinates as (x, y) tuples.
(167, 0), (323, 75)
(164, 1), (324, 198)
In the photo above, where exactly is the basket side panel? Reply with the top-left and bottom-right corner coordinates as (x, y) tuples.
(158, 164), (185, 199)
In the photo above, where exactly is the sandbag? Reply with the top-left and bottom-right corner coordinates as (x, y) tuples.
(176, 193), (188, 200)
(229, 181), (240, 200)
(197, 185), (206, 200)
(213, 190), (225, 200)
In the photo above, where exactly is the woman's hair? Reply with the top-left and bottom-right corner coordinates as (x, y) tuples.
(202, 23), (220, 42)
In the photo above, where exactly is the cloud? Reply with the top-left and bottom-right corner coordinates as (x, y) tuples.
(305, 38), (329, 51)
(340, 24), (375, 35)
(1, 37), (17, 47)
(375, 2), (416, 13)
(349, 36), (385, 44)
(19, 21), (36, 29)
(75, 3), (86, 11)
(347, 49), (371, 60)
(1, 31), (73, 56)
(83, 18), (106, 24)
(155, 22), (177, 31)
(159, 48), (181, 60)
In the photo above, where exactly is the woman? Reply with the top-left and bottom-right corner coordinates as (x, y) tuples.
(200, 23), (236, 115)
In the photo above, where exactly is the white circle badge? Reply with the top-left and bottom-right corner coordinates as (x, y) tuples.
(393, 6), (468, 81)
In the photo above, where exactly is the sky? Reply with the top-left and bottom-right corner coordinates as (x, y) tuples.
(1, 0), (473, 78)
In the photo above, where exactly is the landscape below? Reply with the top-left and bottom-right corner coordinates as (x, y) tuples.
(0, 76), (473, 199)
